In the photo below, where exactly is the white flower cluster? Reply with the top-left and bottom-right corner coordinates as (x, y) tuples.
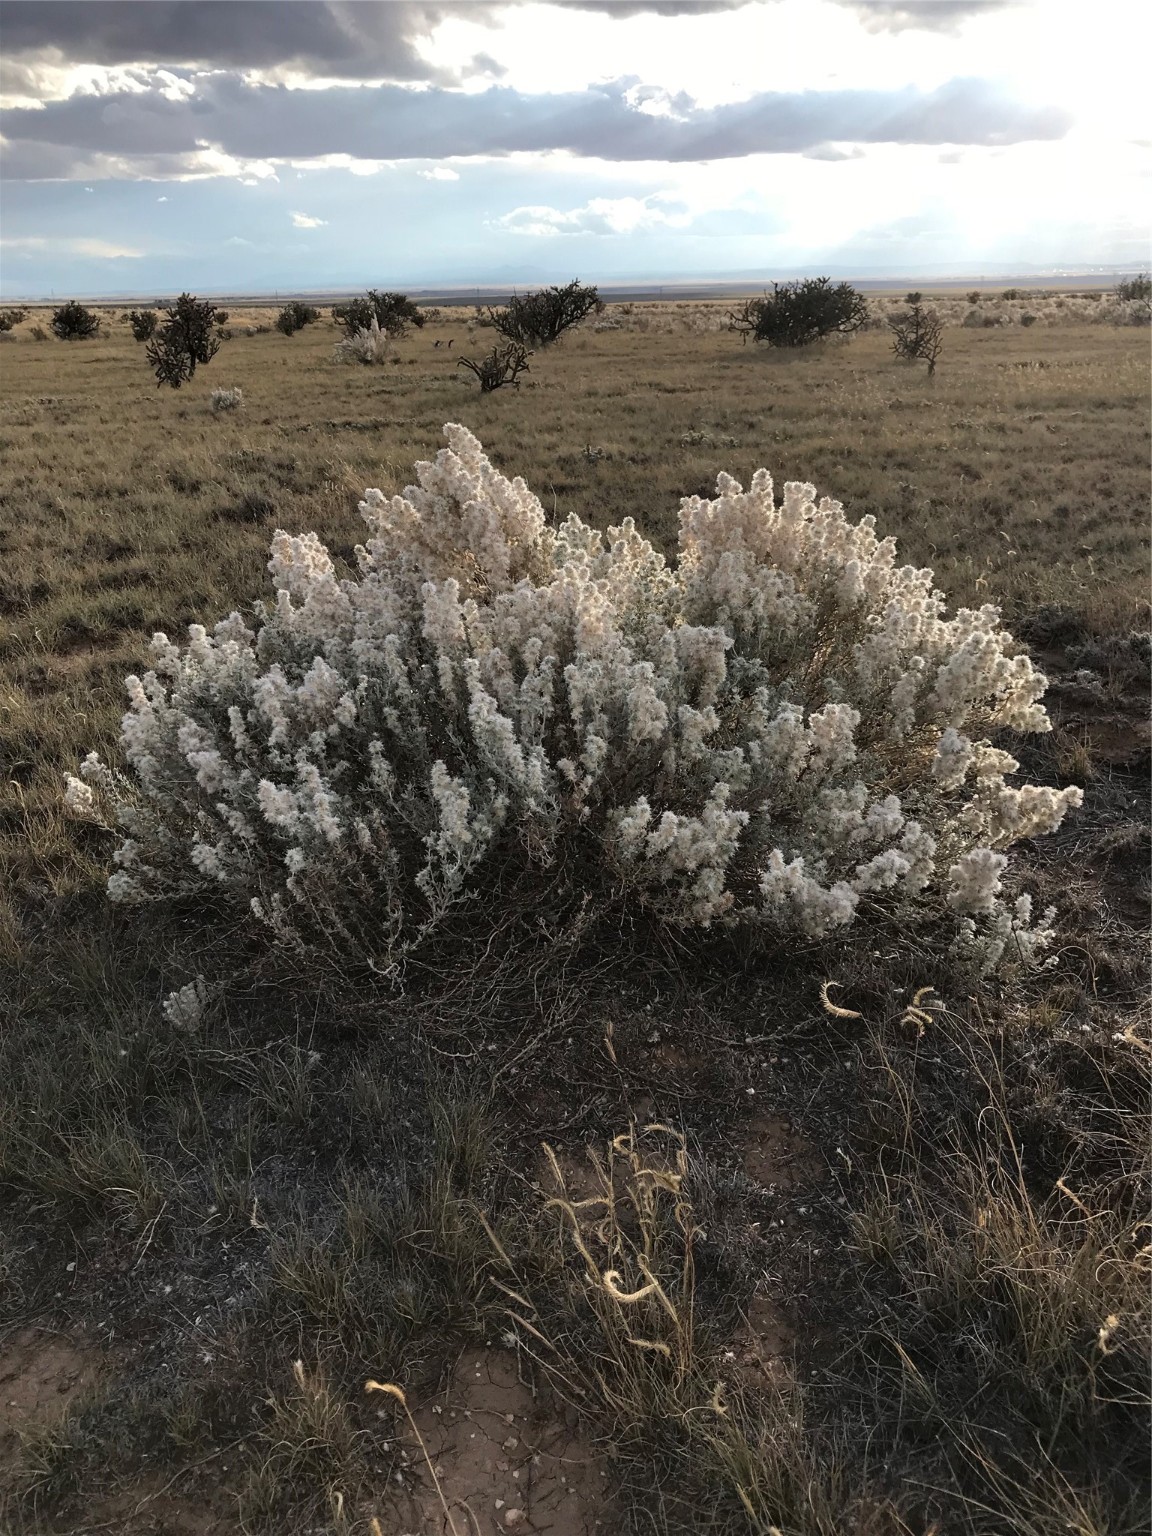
(333, 316), (390, 365)
(70, 424), (1080, 971)
(162, 975), (214, 1031)
(210, 387), (243, 413)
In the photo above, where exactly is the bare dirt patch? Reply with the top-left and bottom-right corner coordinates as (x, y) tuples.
(739, 1113), (824, 1192)
(64, 1484), (232, 1536)
(0, 1326), (101, 1466)
(725, 1294), (795, 1391)
(385, 1347), (609, 1535)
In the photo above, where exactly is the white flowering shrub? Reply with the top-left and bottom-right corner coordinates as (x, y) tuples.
(162, 975), (215, 1032)
(210, 386), (243, 413)
(68, 425), (1081, 974)
(333, 316), (390, 365)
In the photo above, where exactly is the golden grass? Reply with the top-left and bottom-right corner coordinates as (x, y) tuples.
(2, 306), (1147, 937)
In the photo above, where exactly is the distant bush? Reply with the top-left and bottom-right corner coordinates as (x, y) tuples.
(889, 300), (944, 375)
(0, 308), (27, 332)
(457, 342), (532, 392)
(486, 279), (603, 347)
(276, 301), (322, 336)
(127, 309), (158, 342)
(1002, 288), (1023, 301)
(332, 291), (425, 339)
(1115, 274), (1150, 302)
(1020, 313), (1038, 328)
(1115, 272), (1150, 323)
(966, 291), (981, 304)
(146, 293), (224, 388)
(213, 310), (229, 324)
(727, 279), (868, 348)
(51, 301), (101, 341)
(69, 424), (1080, 979)
(210, 386), (243, 413)
(333, 315), (390, 365)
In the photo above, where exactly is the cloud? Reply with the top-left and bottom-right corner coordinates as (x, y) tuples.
(1, 73), (1072, 181)
(418, 166), (460, 180)
(557, 1), (752, 12)
(0, 0), (1025, 95)
(290, 209), (327, 227)
(496, 194), (688, 236)
(839, 1), (1015, 32)
(0, 1), (501, 84)
(1, 234), (142, 258)
(803, 142), (866, 161)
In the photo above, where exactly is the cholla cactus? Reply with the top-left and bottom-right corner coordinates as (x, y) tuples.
(333, 315), (390, 365)
(210, 386), (243, 413)
(70, 425), (1080, 974)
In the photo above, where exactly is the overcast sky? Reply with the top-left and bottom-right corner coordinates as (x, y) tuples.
(1, 0), (1148, 296)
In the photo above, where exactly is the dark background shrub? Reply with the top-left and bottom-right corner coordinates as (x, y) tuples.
(127, 309), (158, 342)
(51, 301), (101, 341)
(331, 291), (425, 338)
(457, 342), (532, 392)
(889, 300), (944, 375)
(728, 278), (869, 348)
(146, 293), (223, 388)
(1115, 273), (1150, 316)
(276, 301), (322, 336)
(485, 279), (602, 347)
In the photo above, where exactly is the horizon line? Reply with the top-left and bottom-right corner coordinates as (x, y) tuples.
(1, 266), (1134, 305)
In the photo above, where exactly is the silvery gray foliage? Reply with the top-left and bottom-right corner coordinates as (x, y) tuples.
(67, 426), (1080, 974)
(333, 315), (390, 364)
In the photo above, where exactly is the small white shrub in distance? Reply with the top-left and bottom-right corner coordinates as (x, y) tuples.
(333, 315), (390, 365)
(70, 425), (1080, 974)
(210, 386), (243, 413)
(162, 975), (215, 1032)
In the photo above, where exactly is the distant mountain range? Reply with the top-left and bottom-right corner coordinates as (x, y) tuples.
(9, 264), (1140, 304)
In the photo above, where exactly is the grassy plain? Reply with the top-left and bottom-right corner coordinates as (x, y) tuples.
(0, 304), (1148, 1534)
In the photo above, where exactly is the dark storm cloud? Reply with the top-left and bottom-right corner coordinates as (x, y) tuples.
(0, 2), (497, 82)
(557, 2), (750, 13)
(0, 0), (755, 81)
(840, 1), (1014, 31)
(0, 74), (1072, 180)
(0, 0), (1021, 86)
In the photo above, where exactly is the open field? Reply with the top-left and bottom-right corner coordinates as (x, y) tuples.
(1, 302), (1149, 1534)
